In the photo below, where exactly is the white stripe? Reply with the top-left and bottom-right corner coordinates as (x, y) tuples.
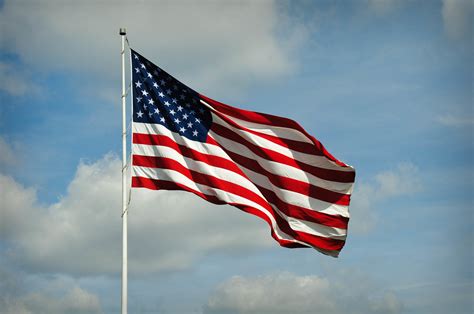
(208, 130), (354, 194)
(286, 217), (346, 240)
(132, 166), (306, 246)
(211, 113), (354, 173)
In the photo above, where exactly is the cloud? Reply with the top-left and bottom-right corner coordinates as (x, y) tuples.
(0, 268), (102, 314)
(366, 0), (402, 16)
(349, 163), (421, 234)
(0, 136), (18, 170)
(442, 0), (473, 40)
(0, 62), (40, 96)
(204, 271), (402, 314)
(0, 154), (272, 276)
(0, 0), (307, 98)
(436, 113), (474, 127)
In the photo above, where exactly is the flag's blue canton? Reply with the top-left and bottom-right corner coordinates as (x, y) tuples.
(131, 49), (211, 142)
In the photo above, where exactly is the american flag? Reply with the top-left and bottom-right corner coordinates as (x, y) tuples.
(130, 49), (356, 257)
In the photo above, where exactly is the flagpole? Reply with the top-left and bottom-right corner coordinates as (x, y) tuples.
(119, 27), (128, 314)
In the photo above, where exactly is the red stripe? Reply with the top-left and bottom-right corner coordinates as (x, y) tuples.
(211, 123), (355, 183)
(212, 109), (325, 157)
(201, 94), (353, 168)
(133, 132), (351, 205)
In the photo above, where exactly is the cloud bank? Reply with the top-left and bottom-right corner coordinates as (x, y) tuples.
(0, 0), (307, 98)
(0, 153), (272, 276)
(205, 271), (402, 314)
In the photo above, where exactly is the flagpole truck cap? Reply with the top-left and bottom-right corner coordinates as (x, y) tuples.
(119, 28), (126, 35)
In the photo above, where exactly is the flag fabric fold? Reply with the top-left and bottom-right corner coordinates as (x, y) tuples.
(130, 49), (355, 257)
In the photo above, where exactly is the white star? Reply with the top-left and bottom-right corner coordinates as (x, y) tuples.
(136, 97), (142, 102)
(174, 118), (181, 124)
(185, 103), (191, 108)
(134, 54), (139, 60)
(166, 89), (172, 95)
(158, 92), (165, 98)
(190, 110), (195, 115)
(192, 130), (198, 136)
(147, 72), (153, 78)
(135, 67), (139, 73)
(135, 81), (142, 88)
(148, 99), (154, 105)
(180, 95), (186, 100)
(187, 122), (193, 128)
(143, 104), (147, 110)
(182, 113), (188, 120)
(164, 101), (170, 106)
(137, 111), (144, 118)
(195, 118), (201, 123)
(149, 112), (153, 117)
(160, 79), (166, 85)
(160, 117), (165, 123)
(179, 127), (186, 132)
(169, 109), (176, 115)
(154, 108), (160, 114)
(142, 90), (148, 96)
(140, 63), (146, 69)
(153, 70), (159, 75)
(177, 106), (183, 111)
(153, 82), (158, 88)
(172, 98), (177, 103)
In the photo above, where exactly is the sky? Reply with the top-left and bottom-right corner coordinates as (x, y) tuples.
(0, 0), (472, 313)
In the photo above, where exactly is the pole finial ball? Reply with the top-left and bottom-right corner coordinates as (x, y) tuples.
(119, 28), (126, 35)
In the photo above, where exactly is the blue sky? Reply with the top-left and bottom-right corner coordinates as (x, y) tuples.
(0, 0), (472, 313)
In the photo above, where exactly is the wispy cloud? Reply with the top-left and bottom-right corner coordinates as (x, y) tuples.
(436, 113), (474, 127)
(349, 163), (422, 234)
(442, 0), (474, 40)
(0, 62), (40, 96)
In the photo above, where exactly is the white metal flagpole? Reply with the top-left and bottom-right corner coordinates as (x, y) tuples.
(119, 27), (128, 314)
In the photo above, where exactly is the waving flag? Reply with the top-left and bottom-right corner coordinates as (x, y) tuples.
(130, 49), (355, 257)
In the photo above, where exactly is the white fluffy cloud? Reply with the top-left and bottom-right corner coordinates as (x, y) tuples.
(0, 153), (272, 276)
(205, 272), (402, 314)
(349, 163), (421, 234)
(0, 0), (306, 98)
